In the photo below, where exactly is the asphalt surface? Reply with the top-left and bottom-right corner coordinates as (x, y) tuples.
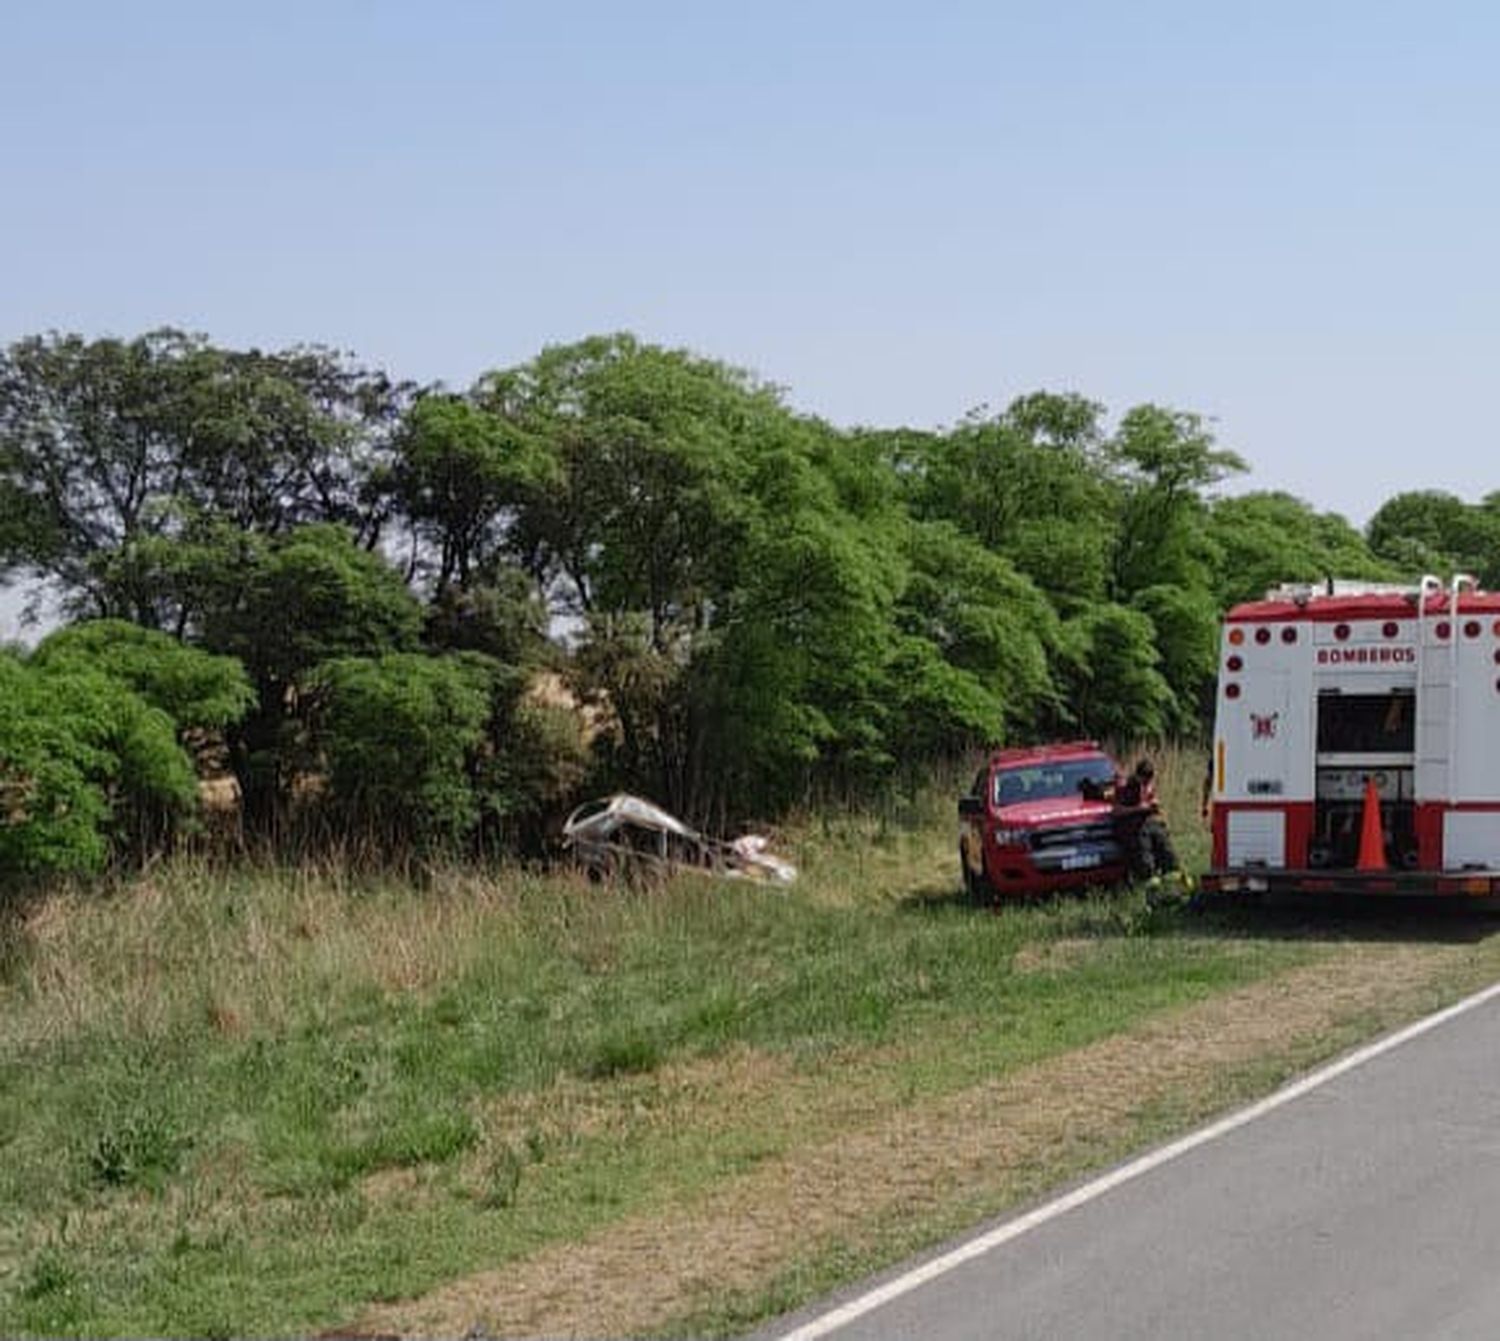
(770, 989), (1500, 1341)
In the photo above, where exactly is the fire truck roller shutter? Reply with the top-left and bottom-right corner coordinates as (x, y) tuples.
(1443, 814), (1500, 869)
(1227, 810), (1287, 867)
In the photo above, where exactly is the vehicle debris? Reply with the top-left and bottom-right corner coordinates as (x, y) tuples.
(561, 794), (797, 886)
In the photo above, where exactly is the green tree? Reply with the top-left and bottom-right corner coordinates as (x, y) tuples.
(476, 335), (915, 816)
(1054, 603), (1174, 742)
(697, 461), (905, 809)
(902, 393), (1117, 609)
(190, 524), (423, 829)
(1208, 492), (1395, 605)
(1108, 405), (1245, 600)
(1367, 490), (1500, 586)
(391, 394), (556, 595)
(892, 520), (1058, 750)
(1129, 584), (1220, 735)
(422, 564), (550, 667)
(476, 333), (768, 635)
(0, 331), (407, 623)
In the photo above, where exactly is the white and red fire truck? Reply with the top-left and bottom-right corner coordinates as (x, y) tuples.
(1203, 576), (1500, 897)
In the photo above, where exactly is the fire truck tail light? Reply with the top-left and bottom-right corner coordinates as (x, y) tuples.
(1227, 655), (1243, 672)
(1334, 623), (1350, 641)
(1255, 627), (1272, 645)
(1438, 876), (1494, 895)
(1225, 683), (1241, 699)
(1465, 621), (1482, 639)
(1228, 628), (1245, 646)
(1436, 622), (1451, 640)
(1382, 622), (1399, 638)
(1281, 627), (1297, 643)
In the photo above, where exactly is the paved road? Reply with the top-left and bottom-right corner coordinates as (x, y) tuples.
(770, 989), (1500, 1341)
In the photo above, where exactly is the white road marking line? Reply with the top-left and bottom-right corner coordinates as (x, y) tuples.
(776, 975), (1500, 1340)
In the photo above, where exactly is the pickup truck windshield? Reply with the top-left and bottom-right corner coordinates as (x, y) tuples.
(994, 759), (1115, 805)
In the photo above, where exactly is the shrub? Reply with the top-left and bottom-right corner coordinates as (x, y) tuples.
(0, 655), (196, 876)
(309, 652), (494, 850)
(87, 1110), (191, 1190)
(32, 620), (254, 732)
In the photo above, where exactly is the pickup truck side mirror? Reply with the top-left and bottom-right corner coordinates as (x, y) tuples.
(958, 794), (985, 817)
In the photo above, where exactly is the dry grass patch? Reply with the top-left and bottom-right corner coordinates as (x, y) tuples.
(1012, 936), (1104, 975)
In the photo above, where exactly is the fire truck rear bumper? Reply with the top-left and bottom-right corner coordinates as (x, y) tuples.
(1202, 869), (1500, 897)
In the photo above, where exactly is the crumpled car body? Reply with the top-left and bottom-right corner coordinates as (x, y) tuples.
(561, 794), (797, 886)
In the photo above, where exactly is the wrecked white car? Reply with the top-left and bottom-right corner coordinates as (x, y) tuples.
(561, 794), (797, 886)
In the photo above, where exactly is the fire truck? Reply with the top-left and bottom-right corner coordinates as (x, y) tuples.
(1202, 576), (1500, 897)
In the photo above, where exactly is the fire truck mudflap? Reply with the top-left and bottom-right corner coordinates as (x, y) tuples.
(1204, 576), (1500, 898)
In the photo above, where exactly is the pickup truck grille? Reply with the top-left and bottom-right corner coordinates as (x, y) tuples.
(1030, 820), (1118, 851)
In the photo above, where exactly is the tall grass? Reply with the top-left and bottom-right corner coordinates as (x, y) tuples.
(0, 749), (1271, 1336)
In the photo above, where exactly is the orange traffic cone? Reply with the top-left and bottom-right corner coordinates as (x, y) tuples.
(1356, 776), (1387, 872)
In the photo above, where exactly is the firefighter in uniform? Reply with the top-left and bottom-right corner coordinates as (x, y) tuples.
(1114, 758), (1179, 882)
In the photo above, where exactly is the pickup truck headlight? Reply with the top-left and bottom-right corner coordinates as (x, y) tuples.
(990, 828), (1028, 848)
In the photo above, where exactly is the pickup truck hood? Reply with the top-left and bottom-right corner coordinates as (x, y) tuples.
(995, 797), (1115, 828)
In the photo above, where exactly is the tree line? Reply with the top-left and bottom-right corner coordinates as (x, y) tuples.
(0, 329), (1490, 876)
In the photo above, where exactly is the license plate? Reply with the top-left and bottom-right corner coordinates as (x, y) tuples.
(1061, 853), (1101, 872)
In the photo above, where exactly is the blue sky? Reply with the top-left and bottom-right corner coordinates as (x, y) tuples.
(3, 0), (1499, 629)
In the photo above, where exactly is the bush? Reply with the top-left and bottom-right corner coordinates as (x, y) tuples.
(0, 655), (113, 876)
(0, 654), (197, 876)
(309, 652), (494, 850)
(87, 1110), (191, 1190)
(32, 620), (254, 732)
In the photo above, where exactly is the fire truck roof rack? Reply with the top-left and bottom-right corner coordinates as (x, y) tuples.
(1264, 578), (1438, 605)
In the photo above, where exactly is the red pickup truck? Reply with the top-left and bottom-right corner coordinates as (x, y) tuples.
(958, 742), (1128, 899)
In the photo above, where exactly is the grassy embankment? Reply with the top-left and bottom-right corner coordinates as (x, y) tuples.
(3, 746), (1499, 1337)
